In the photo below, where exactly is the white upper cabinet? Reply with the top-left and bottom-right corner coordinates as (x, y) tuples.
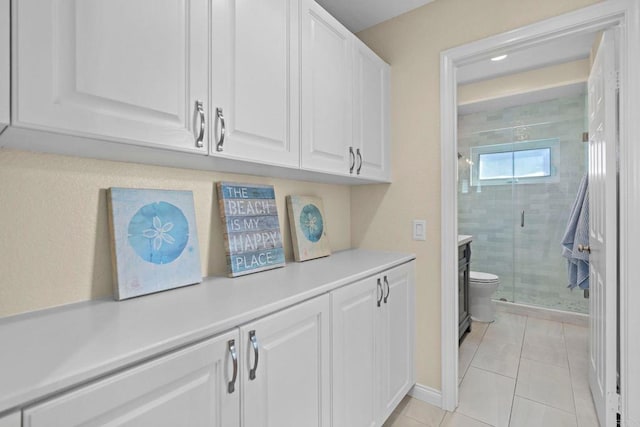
(353, 39), (391, 181)
(211, 0), (299, 167)
(0, 0), (9, 133)
(300, 0), (353, 176)
(12, 0), (209, 153)
(5, 0), (391, 183)
(241, 294), (331, 427)
(23, 330), (240, 427)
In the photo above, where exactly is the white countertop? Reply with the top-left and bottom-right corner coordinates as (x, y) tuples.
(458, 235), (473, 246)
(0, 249), (414, 415)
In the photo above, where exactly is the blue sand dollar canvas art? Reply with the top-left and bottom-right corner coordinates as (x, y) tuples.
(107, 188), (202, 300)
(217, 182), (286, 277)
(286, 195), (331, 262)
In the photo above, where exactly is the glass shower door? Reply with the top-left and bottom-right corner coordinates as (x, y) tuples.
(457, 127), (516, 303)
(512, 122), (588, 313)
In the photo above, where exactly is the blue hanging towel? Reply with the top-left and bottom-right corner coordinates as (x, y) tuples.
(561, 175), (590, 289)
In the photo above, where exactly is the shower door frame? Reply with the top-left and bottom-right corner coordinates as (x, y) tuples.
(439, 1), (640, 423)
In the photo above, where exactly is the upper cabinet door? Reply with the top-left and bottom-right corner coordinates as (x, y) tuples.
(12, 0), (209, 154)
(211, 0), (299, 167)
(353, 39), (391, 181)
(0, 0), (9, 133)
(300, 0), (352, 176)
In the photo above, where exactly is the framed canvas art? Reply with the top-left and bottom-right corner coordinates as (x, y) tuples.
(107, 188), (202, 300)
(217, 182), (286, 277)
(286, 195), (331, 262)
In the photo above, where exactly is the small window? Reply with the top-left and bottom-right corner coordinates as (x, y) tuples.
(478, 148), (551, 181)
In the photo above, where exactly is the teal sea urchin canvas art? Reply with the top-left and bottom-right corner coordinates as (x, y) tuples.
(107, 188), (202, 300)
(286, 195), (331, 262)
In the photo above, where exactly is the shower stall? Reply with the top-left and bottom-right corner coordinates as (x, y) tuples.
(457, 93), (588, 314)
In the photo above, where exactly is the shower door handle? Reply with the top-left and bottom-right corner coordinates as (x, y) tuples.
(521, 210), (525, 227)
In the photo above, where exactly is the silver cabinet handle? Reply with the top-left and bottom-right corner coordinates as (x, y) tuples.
(215, 107), (226, 152)
(521, 210), (525, 228)
(227, 339), (238, 393)
(383, 275), (390, 304)
(349, 147), (355, 174)
(356, 148), (363, 175)
(377, 278), (383, 307)
(195, 101), (205, 148)
(249, 330), (259, 380)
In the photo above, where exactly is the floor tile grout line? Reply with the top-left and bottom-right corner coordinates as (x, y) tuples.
(459, 322), (489, 382)
(515, 394), (580, 418)
(466, 363), (518, 381)
(455, 314), (588, 427)
(513, 319), (578, 415)
(563, 322), (581, 427)
(441, 410), (496, 427)
(506, 314), (529, 427)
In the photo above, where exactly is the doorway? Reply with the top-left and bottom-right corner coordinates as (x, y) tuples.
(438, 2), (640, 426)
(458, 91), (590, 314)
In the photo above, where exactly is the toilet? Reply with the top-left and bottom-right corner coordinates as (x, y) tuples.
(469, 271), (500, 322)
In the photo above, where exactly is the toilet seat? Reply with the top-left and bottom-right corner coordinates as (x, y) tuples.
(469, 271), (499, 284)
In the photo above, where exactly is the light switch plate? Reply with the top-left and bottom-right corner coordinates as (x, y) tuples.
(413, 220), (426, 241)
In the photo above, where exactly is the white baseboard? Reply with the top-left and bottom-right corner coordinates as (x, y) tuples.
(409, 383), (442, 408)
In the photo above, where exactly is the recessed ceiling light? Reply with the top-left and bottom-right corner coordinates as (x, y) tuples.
(491, 54), (508, 62)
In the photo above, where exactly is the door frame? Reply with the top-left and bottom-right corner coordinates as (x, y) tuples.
(439, 0), (640, 421)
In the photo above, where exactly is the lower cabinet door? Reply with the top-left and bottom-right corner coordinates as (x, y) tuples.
(241, 295), (331, 427)
(0, 411), (20, 427)
(380, 263), (416, 420)
(331, 276), (379, 427)
(23, 330), (240, 427)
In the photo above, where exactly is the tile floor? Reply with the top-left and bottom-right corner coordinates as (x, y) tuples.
(383, 312), (599, 427)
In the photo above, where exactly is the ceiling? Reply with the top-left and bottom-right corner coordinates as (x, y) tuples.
(457, 31), (596, 84)
(315, 0), (434, 33)
(313, 0), (596, 113)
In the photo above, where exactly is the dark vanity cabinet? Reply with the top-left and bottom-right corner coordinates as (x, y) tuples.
(458, 242), (471, 341)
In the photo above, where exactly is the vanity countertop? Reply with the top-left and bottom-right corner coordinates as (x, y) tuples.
(458, 235), (473, 246)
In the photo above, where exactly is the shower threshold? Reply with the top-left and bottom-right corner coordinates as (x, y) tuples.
(493, 299), (587, 326)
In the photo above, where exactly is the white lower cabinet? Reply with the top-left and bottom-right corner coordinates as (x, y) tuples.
(0, 412), (20, 427)
(0, 0), (9, 134)
(379, 264), (416, 419)
(21, 295), (331, 427)
(331, 274), (379, 427)
(331, 262), (415, 427)
(22, 330), (240, 427)
(241, 294), (331, 427)
(15, 261), (410, 427)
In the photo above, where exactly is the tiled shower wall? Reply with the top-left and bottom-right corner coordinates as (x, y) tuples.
(458, 94), (588, 313)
